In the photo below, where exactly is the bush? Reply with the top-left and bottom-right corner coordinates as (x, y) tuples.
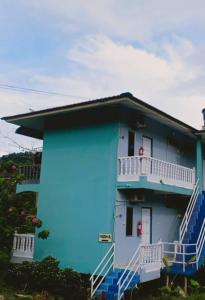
(189, 279), (201, 294)
(159, 285), (184, 298)
(37, 230), (49, 240)
(58, 268), (86, 300)
(6, 256), (88, 299)
(6, 261), (36, 289)
(0, 250), (10, 269)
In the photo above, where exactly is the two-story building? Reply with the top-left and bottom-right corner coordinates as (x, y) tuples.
(3, 93), (205, 300)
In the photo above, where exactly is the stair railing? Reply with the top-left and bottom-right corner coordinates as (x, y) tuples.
(180, 179), (199, 242)
(90, 243), (115, 298)
(117, 246), (142, 300)
(117, 243), (163, 300)
(162, 242), (197, 272)
(196, 218), (205, 269)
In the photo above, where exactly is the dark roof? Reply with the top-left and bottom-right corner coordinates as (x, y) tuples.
(2, 93), (198, 131)
(3, 93), (129, 121)
(2, 92), (198, 135)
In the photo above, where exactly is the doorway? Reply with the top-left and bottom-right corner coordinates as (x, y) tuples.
(142, 136), (152, 157)
(141, 207), (152, 244)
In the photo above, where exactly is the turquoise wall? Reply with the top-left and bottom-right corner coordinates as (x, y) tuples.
(35, 122), (119, 273)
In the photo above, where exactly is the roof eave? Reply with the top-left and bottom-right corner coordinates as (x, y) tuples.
(2, 93), (198, 136)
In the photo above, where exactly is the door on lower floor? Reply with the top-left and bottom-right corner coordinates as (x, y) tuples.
(141, 207), (152, 244)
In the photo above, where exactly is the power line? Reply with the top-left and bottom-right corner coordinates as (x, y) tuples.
(0, 130), (42, 152)
(0, 83), (89, 100)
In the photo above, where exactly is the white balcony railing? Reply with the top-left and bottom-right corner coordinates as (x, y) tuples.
(19, 165), (40, 184)
(118, 156), (196, 189)
(12, 232), (35, 260)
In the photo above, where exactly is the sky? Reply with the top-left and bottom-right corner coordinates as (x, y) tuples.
(1, 0), (205, 156)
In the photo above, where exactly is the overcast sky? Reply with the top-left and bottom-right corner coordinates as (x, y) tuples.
(1, 0), (205, 156)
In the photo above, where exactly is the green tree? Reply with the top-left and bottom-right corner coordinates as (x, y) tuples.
(0, 156), (42, 266)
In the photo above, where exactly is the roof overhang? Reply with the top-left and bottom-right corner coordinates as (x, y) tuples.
(2, 93), (198, 139)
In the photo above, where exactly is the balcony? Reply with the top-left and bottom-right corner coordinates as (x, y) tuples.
(19, 165), (41, 184)
(118, 156), (196, 190)
(11, 232), (35, 263)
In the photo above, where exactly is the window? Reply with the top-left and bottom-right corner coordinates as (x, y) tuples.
(128, 131), (135, 156)
(126, 207), (133, 236)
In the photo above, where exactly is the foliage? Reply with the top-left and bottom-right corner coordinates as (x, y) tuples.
(189, 279), (201, 294)
(186, 293), (205, 300)
(6, 257), (88, 300)
(187, 255), (197, 265)
(0, 168), (38, 257)
(159, 285), (182, 297)
(162, 256), (170, 272)
(38, 230), (50, 240)
(0, 152), (45, 264)
(0, 250), (10, 269)
(0, 152), (33, 166)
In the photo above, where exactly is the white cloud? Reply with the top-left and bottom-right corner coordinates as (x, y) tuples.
(22, 0), (205, 42)
(67, 35), (201, 92)
(66, 35), (204, 127)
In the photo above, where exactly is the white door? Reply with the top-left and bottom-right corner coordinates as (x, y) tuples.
(142, 136), (152, 157)
(141, 208), (151, 244)
(142, 137), (152, 174)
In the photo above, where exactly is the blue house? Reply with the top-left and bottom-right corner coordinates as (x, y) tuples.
(3, 93), (205, 299)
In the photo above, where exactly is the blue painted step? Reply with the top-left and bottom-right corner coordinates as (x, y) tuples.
(95, 269), (140, 300)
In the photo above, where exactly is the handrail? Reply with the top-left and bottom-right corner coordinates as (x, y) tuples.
(12, 232), (35, 259)
(163, 219), (205, 272)
(162, 242), (197, 272)
(14, 233), (35, 237)
(90, 243), (115, 298)
(117, 246), (140, 286)
(117, 243), (162, 300)
(196, 218), (205, 266)
(118, 155), (196, 172)
(164, 242), (196, 246)
(118, 156), (196, 189)
(179, 179), (199, 242)
(91, 236), (205, 299)
(117, 246), (141, 300)
(19, 164), (41, 183)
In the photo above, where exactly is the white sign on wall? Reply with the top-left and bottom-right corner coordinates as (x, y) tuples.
(99, 233), (112, 243)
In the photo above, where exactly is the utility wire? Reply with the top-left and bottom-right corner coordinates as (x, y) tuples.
(0, 83), (89, 100)
(0, 130), (41, 152)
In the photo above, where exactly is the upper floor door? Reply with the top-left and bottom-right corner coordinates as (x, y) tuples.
(142, 136), (152, 157)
